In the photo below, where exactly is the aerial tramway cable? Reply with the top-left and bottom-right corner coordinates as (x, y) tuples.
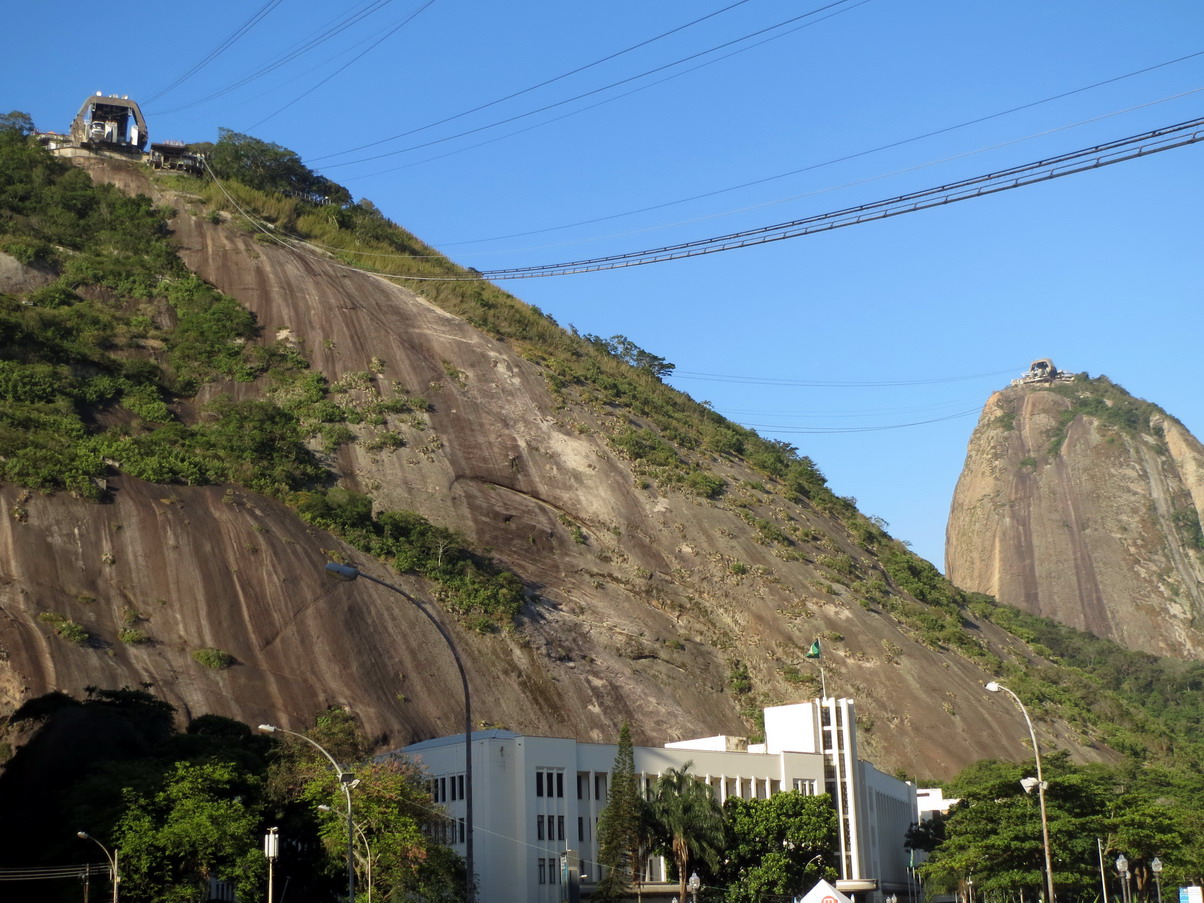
(470, 115), (1204, 280)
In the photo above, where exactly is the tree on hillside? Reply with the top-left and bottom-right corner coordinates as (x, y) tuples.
(0, 110), (35, 136)
(717, 791), (837, 903)
(115, 759), (265, 903)
(265, 708), (466, 902)
(649, 761), (724, 902)
(919, 755), (1201, 903)
(595, 724), (652, 900)
(203, 128), (351, 205)
(304, 757), (466, 902)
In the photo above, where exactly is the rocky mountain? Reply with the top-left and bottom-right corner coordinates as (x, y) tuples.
(946, 361), (1204, 659)
(0, 149), (1149, 783)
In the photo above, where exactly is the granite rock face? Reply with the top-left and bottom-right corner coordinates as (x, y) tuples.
(0, 157), (1118, 779)
(947, 375), (1204, 658)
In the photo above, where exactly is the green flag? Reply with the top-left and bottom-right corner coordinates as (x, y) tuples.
(806, 639), (821, 659)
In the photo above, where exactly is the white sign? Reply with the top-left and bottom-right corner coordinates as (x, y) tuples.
(800, 878), (855, 903)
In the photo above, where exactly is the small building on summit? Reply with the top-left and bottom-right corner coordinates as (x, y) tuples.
(398, 698), (920, 903)
(69, 93), (149, 151)
(1012, 358), (1076, 387)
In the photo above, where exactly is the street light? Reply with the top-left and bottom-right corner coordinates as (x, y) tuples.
(1115, 855), (1131, 903)
(1151, 857), (1164, 903)
(320, 805), (373, 903)
(985, 682), (1056, 903)
(325, 561), (475, 903)
(688, 872), (702, 903)
(76, 832), (119, 903)
(259, 723), (356, 902)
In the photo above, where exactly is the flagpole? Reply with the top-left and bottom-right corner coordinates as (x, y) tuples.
(806, 638), (825, 700)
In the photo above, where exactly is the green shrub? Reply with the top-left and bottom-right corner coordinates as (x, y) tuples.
(37, 612), (89, 645)
(685, 470), (725, 499)
(192, 647), (235, 670)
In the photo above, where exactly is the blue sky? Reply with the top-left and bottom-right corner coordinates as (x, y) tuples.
(6, 0), (1202, 568)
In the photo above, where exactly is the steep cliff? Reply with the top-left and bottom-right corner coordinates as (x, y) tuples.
(0, 150), (1134, 781)
(946, 369), (1204, 658)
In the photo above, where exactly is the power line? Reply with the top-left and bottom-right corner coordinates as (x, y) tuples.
(471, 114), (1204, 279)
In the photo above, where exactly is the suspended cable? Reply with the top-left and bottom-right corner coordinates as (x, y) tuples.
(469, 115), (1204, 279)
(197, 113), (1202, 289)
(714, 397), (985, 418)
(672, 368), (1015, 387)
(433, 48), (1204, 247)
(309, 0), (762, 162)
(735, 407), (983, 434)
(318, 0), (869, 169)
(339, 0), (873, 184)
(150, 0), (396, 116)
(245, 0), (442, 131)
(142, 0), (285, 106)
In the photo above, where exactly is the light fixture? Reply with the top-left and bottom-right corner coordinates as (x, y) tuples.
(324, 560), (475, 902)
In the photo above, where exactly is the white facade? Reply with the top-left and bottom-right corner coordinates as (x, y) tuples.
(397, 699), (918, 903)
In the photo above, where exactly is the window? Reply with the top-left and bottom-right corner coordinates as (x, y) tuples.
(536, 768), (564, 799)
(577, 773), (587, 800)
(537, 815), (546, 841)
(458, 818), (465, 844)
(557, 816), (565, 841)
(578, 816), (585, 842)
(594, 774), (607, 800)
(538, 860), (547, 884)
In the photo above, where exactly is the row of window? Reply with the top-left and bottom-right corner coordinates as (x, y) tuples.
(430, 773), (466, 804)
(536, 769), (611, 801)
(431, 816), (466, 846)
(536, 814), (565, 842)
(536, 858), (560, 885)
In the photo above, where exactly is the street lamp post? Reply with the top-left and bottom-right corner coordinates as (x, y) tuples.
(265, 827), (279, 903)
(259, 724), (356, 902)
(985, 682), (1055, 903)
(1115, 855), (1130, 903)
(688, 871), (702, 903)
(325, 561), (475, 903)
(321, 805), (373, 903)
(1151, 857), (1164, 903)
(76, 832), (119, 903)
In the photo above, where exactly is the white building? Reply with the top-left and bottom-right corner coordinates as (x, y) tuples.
(398, 698), (918, 903)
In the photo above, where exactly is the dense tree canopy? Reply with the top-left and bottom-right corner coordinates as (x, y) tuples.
(916, 754), (1203, 903)
(716, 791), (837, 903)
(200, 128), (351, 206)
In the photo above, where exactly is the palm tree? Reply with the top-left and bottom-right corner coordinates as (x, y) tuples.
(650, 761), (724, 901)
